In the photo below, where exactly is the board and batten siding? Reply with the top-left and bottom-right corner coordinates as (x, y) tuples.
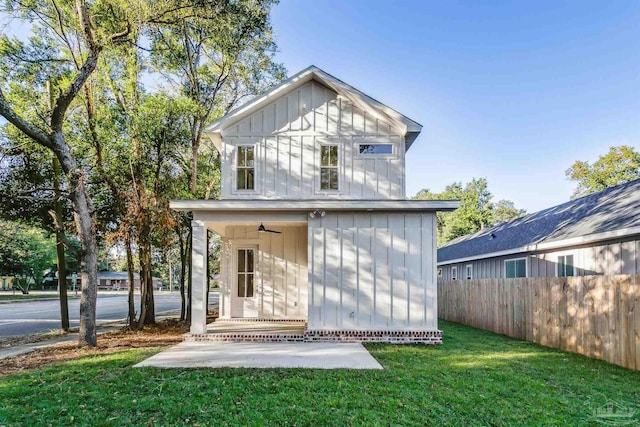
(220, 80), (406, 200)
(218, 225), (308, 319)
(438, 236), (640, 280)
(308, 212), (438, 331)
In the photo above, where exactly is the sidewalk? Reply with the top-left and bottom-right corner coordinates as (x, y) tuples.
(0, 325), (123, 359)
(0, 311), (181, 360)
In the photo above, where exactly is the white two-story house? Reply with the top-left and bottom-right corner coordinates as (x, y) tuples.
(171, 66), (458, 343)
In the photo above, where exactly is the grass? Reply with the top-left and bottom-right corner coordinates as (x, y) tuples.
(1, 321), (638, 426)
(0, 293), (79, 302)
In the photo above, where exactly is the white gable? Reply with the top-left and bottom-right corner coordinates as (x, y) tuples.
(206, 66), (421, 151)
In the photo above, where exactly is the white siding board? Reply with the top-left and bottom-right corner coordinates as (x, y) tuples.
(220, 80), (405, 200)
(308, 212), (438, 331)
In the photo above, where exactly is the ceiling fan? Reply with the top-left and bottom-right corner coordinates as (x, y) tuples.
(258, 223), (281, 234)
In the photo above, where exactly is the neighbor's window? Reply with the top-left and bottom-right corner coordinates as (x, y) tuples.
(320, 145), (338, 190)
(437, 268), (443, 278)
(451, 266), (457, 280)
(466, 264), (473, 280)
(237, 146), (255, 190)
(359, 144), (393, 155)
(505, 258), (527, 278)
(557, 255), (575, 277)
(237, 248), (255, 297)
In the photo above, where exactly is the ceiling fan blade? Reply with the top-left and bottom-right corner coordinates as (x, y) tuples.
(258, 223), (282, 234)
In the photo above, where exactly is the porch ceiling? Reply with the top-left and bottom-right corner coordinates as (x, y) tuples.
(207, 219), (306, 237)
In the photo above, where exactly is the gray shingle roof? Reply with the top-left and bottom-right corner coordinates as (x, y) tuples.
(437, 179), (640, 263)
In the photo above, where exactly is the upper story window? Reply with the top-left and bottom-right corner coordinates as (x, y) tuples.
(505, 258), (527, 278)
(237, 146), (255, 191)
(466, 264), (473, 280)
(320, 145), (338, 190)
(359, 144), (393, 155)
(451, 266), (457, 280)
(557, 255), (574, 277)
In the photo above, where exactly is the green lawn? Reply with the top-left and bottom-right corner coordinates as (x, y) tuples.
(0, 293), (70, 301)
(1, 321), (638, 426)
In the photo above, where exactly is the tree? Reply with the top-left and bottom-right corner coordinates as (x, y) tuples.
(0, 0), (145, 346)
(414, 178), (526, 246)
(148, 0), (285, 322)
(566, 145), (640, 198)
(0, 128), (75, 328)
(0, 220), (56, 293)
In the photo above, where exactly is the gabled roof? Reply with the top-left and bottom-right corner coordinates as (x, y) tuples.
(206, 65), (422, 150)
(437, 179), (640, 264)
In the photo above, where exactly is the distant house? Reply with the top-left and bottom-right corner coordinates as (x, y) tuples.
(98, 271), (163, 291)
(438, 179), (640, 280)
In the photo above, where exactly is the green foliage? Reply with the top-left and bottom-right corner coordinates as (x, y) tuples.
(1, 321), (639, 425)
(414, 178), (526, 246)
(0, 219), (56, 289)
(566, 145), (640, 198)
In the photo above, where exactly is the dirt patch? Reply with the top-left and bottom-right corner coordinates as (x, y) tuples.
(0, 319), (189, 378)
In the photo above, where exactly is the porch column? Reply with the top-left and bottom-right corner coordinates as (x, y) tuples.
(191, 220), (208, 334)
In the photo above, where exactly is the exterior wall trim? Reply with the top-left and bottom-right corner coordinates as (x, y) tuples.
(172, 199), (460, 212)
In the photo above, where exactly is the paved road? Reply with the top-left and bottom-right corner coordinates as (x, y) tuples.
(0, 293), (185, 338)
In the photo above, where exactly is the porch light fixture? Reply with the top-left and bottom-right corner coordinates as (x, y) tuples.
(308, 210), (325, 218)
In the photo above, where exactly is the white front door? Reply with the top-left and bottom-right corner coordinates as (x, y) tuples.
(234, 247), (259, 317)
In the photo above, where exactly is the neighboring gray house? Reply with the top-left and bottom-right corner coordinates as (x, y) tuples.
(438, 179), (640, 280)
(171, 66), (458, 342)
(98, 271), (162, 291)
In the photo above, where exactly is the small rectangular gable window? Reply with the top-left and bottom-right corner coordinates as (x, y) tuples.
(320, 145), (339, 190)
(237, 146), (255, 190)
(557, 255), (575, 277)
(505, 258), (526, 278)
(359, 144), (393, 155)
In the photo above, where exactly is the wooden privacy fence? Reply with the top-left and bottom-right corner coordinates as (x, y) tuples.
(438, 275), (640, 370)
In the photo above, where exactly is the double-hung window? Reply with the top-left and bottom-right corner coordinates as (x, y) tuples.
(505, 258), (527, 278)
(237, 146), (255, 191)
(320, 145), (338, 190)
(557, 255), (574, 277)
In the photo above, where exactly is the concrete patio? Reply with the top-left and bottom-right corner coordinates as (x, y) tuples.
(134, 341), (383, 369)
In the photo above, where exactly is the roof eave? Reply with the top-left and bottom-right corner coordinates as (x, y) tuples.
(437, 225), (640, 265)
(170, 199), (460, 213)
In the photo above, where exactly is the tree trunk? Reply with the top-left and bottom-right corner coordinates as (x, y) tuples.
(71, 177), (98, 347)
(53, 157), (69, 332)
(125, 234), (136, 327)
(136, 223), (155, 328)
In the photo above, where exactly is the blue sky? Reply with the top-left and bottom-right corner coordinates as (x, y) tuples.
(270, 0), (640, 212)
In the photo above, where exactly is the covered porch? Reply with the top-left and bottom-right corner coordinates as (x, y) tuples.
(171, 199), (459, 341)
(183, 202), (313, 335)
